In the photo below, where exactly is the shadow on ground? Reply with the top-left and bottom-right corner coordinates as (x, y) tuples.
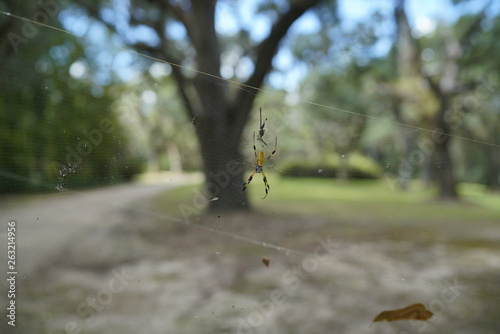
(6, 204), (500, 334)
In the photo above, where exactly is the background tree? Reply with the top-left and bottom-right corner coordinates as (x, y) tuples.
(0, 2), (132, 193)
(2, 0), (498, 201)
(450, 7), (500, 191)
(300, 64), (371, 181)
(74, 0), (329, 211)
(387, 0), (493, 200)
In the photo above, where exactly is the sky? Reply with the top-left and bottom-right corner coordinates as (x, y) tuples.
(57, 0), (499, 89)
(216, 0), (486, 41)
(212, 0), (498, 90)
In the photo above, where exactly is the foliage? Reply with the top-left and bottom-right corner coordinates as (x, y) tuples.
(0, 4), (139, 193)
(1, 0), (499, 199)
(279, 152), (382, 179)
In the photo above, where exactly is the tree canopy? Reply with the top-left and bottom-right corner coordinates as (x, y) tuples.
(1, 0), (499, 204)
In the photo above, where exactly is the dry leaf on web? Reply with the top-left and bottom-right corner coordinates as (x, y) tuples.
(262, 258), (270, 267)
(372, 303), (433, 323)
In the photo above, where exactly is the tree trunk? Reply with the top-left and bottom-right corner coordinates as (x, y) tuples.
(200, 136), (250, 211)
(393, 0), (420, 191)
(147, 151), (161, 172)
(188, 1), (251, 211)
(194, 101), (250, 211)
(74, 0), (323, 210)
(425, 1), (492, 199)
(485, 119), (500, 191)
(167, 142), (182, 172)
(433, 97), (458, 200)
(184, 0), (320, 212)
(336, 154), (349, 182)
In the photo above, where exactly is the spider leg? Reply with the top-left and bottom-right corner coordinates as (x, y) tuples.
(253, 132), (257, 158)
(262, 137), (278, 164)
(258, 134), (268, 146)
(241, 171), (256, 193)
(261, 170), (270, 199)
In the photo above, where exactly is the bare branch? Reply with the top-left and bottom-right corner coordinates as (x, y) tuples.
(135, 43), (197, 120)
(74, 0), (198, 119)
(421, 71), (441, 97)
(458, 0), (493, 46)
(141, 0), (198, 120)
(236, 0), (323, 109)
(165, 2), (196, 46)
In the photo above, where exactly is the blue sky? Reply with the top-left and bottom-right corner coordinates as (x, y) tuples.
(215, 0), (497, 88)
(59, 0), (498, 87)
(216, 0), (483, 40)
(267, 0), (498, 89)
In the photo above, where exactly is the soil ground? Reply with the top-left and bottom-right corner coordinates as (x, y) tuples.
(1, 177), (499, 334)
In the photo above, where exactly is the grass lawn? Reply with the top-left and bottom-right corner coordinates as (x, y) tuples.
(158, 175), (500, 224)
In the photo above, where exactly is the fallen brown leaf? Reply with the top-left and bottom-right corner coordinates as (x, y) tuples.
(372, 303), (433, 323)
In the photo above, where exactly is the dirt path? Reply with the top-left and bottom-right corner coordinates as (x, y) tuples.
(0, 174), (199, 276)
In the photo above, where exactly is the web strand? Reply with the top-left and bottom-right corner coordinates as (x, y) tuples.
(1, 10), (499, 149)
(1, 9), (498, 305)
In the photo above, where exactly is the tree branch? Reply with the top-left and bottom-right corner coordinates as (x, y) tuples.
(421, 71), (441, 98)
(75, 0), (198, 120)
(236, 0), (323, 108)
(394, 0), (419, 75)
(144, 0), (198, 120)
(135, 42), (197, 120)
(165, 1), (196, 47)
(458, 0), (493, 46)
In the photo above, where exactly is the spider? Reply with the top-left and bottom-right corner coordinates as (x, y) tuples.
(257, 107), (268, 147)
(241, 132), (277, 199)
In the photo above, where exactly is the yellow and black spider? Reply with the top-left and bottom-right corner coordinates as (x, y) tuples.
(241, 132), (277, 199)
